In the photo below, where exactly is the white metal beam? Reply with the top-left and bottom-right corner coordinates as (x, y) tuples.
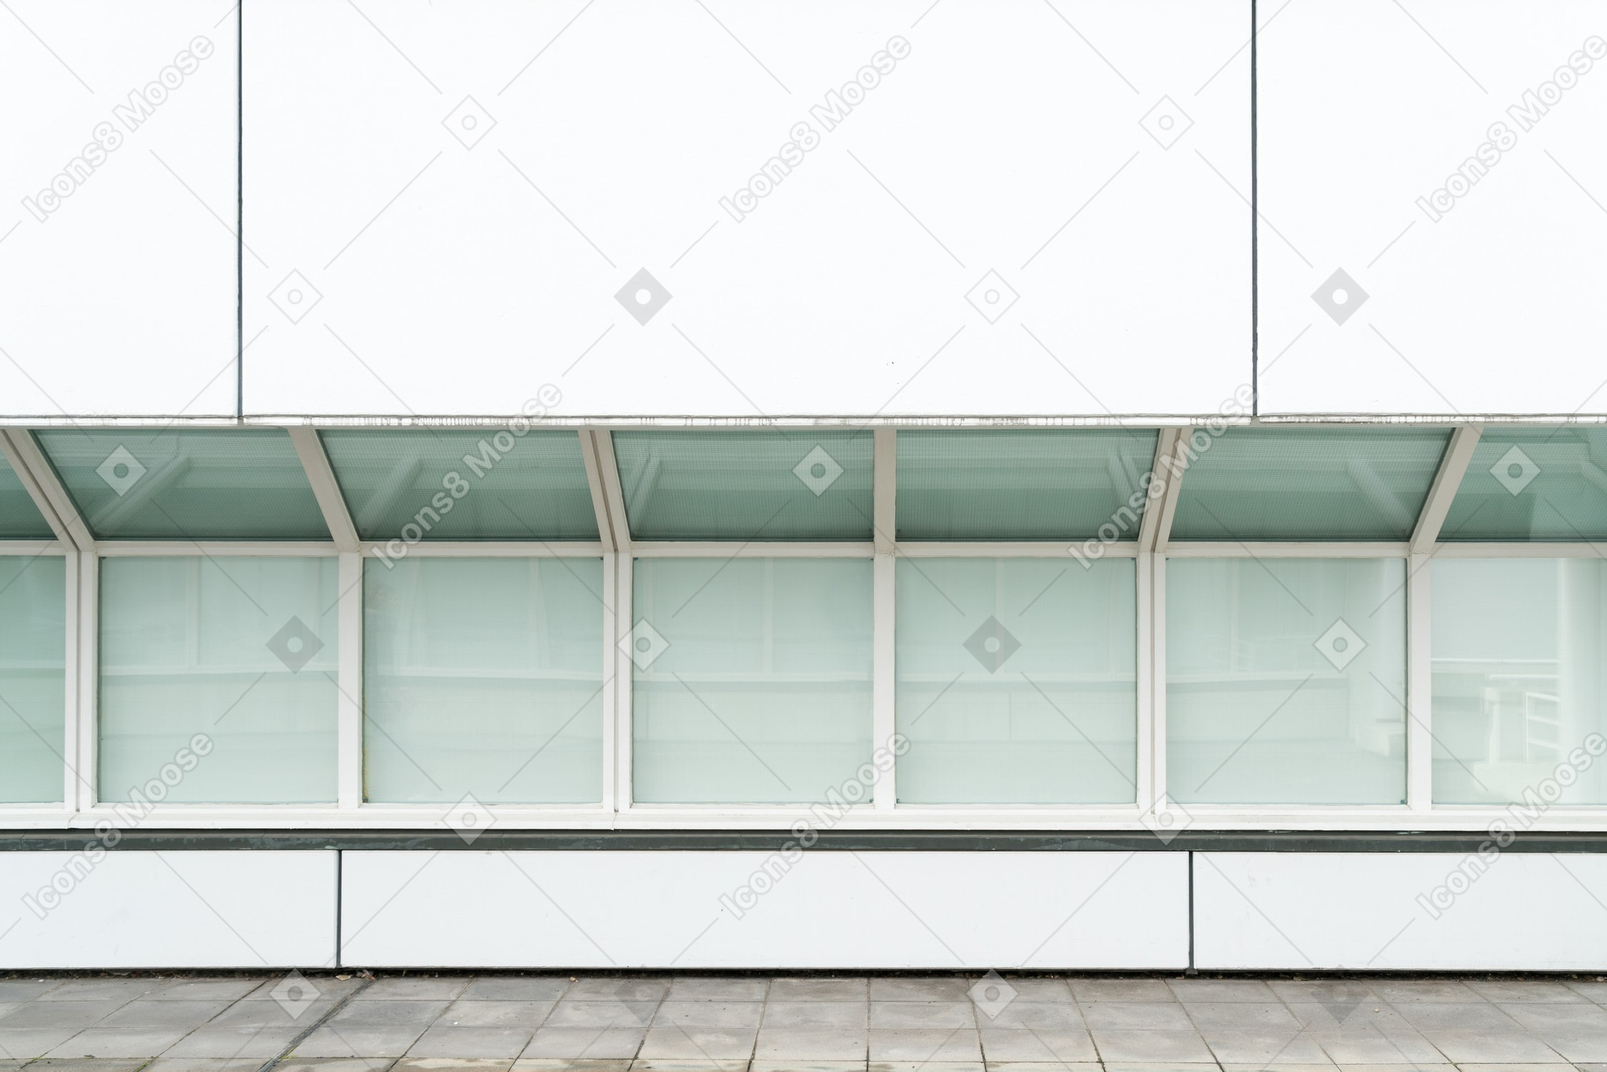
(1410, 425), (1482, 552)
(1137, 428), (1181, 552)
(873, 429), (896, 809)
(1147, 428), (1189, 553)
(288, 428), (359, 552)
(588, 430), (631, 552)
(1, 429), (91, 550)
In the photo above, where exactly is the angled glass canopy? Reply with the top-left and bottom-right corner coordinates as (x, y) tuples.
(613, 431), (873, 541)
(320, 430), (598, 541)
(1441, 427), (1607, 541)
(897, 430), (1158, 541)
(35, 429), (330, 541)
(0, 451), (53, 539)
(1170, 426), (1451, 541)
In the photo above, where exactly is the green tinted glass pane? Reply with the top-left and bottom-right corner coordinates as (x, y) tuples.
(36, 430), (329, 540)
(0, 556), (65, 803)
(613, 432), (872, 541)
(1171, 427), (1450, 541)
(1441, 427), (1607, 541)
(321, 430), (598, 541)
(897, 431), (1159, 540)
(0, 453), (53, 538)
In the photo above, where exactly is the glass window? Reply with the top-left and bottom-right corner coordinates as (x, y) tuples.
(1170, 427), (1450, 541)
(0, 556), (66, 803)
(632, 557), (872, 803)
(320, 430), (599, 542)
(1166, 557), (1407, 804)
(612, 432), (872, 541)
(1440, 427), (1607, 541)
(1433, 558), (1607, 803)
(364, 557), (604, 803)
(895, 557), (1136, 803)
(35, 430), (329, 540)
(99, 556), (338, 803)
(0, 454), (53, 538)
(897, 430), (1158, 541)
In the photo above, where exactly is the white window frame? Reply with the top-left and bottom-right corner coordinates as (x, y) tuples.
(3, 420), (1607, 832)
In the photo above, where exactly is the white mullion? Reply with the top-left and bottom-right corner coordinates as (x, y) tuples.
(873, 430), (896, 809)
(593, 430), (631, 551)
(337, 551), (363, 809)
(73, 551), (98, 812)
(98, 541), (340, 557)
(1406, 551), (1433, 811)
(600, 550), (619, 812)
(1135, 550), (1154, 811)
(61, 549), (81, 813)
(358, 541), (604, 558)
(898, 541), (1138, 558)
(288, 428), (359, 552)
(1162, 541), (1411, 558)
(631, 541), (874, 558)
(1, 429), (91, 550)
(1151, 553), (1168, 809)
(1410, 424), (1481, 552)
(1139, 429), (1182, 552)
(615, 553), (634, 810)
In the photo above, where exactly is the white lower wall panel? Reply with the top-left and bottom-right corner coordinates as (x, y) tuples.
(0, 850), (337, 969)
(341, 850), (1187, 969)
(1195, 851), (1607, 971)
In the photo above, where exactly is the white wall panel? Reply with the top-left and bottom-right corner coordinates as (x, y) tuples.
(242, 0), (1251, 418)
(1195, 850), (1607, 971)
(0, 850), (337, 968)
(1259, 0), (1607, 415)
(341, 850), (1188, 968)
(0, 1), (238, 418)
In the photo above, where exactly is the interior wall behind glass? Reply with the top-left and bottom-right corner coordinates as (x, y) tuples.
(99, 556), (338, 803)
(632, 557), (872, 804)
(364, 557), (604, 803)
(1433, 558), (1607, 804)
(0, 556), (65, 803)
(1166, 557), (1407, 804)
(895, 558), (1136, 803)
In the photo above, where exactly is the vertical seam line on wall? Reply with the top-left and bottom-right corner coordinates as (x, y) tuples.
(1249, 0), (1259, 417)
(1187, 850), (1196, 971)
(334, 848), (343, 969)
(236, 0), (244, 422)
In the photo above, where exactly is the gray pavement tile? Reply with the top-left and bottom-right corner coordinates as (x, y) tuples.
(544, 1002), (656, 1029)
(560, 980), (667, 1004)
(1080, 1001), (1195, 1032)
(436, 1000), (557, 1029)
(973, 1001), (1084, 1030)
(43, 1026), (192, 1058)
(0, 1001), (121, 1029)
(870, 978), (973, 1002)
(37, 980), (160, 1003)
(154, 1025), (306, 1060)
(1499, 1002), (1607, 1031)
(0, 981), (59, 1002)
(975, 1026), (1098, 1062)
(145, 978), (268, 1002)
(392, 1061), (516, 1072)
(765, 977), (867, 1002)
(1084, 1028), (1217, 1063)
(295, 1023), (430, 1058)
(510, 1062), (633, 1072)
(1371, 980), (1485, 1003)
(751, 1062), (868, 1072)
(95, 998), (234, 1028)
(1181, 1000), (1301, 1031)
(406, 1026), (535, 1059)
(1198, 1028), (1332, 1065)
(868, 1027), (983, 1062)
(1525, 1029), (1607, 1063)
(1392, 1002), (1522, 1030)
(360, 978), (474, 1001)
(986, 978), (1072, 1003)
(460, 978), (572, 1002)
(1067, 978), (1175, 1003)
(1411, 1028), (1566, 1064)
(761, 1001), (868, 1029)
(635, 1025), (757, 1060)
(753, 1025), (869, 1060)
(17, 1062), (153, 1072)
(648, 1000), (765, 1029)
(143, 1060), (270, 1072)
(1468, 980), (1587, 1003)
(329, 999), (454, 1026)
(664, 977), (770, 1002)
(520, 1026), (645, 1060)
(1167, 978), (1278, 1002)
(275, 1061), (397, 1072)
(871, 1001), (976, 1029)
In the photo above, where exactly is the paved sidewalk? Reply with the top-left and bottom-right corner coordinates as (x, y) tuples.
(2, 972), (1607, 1070)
